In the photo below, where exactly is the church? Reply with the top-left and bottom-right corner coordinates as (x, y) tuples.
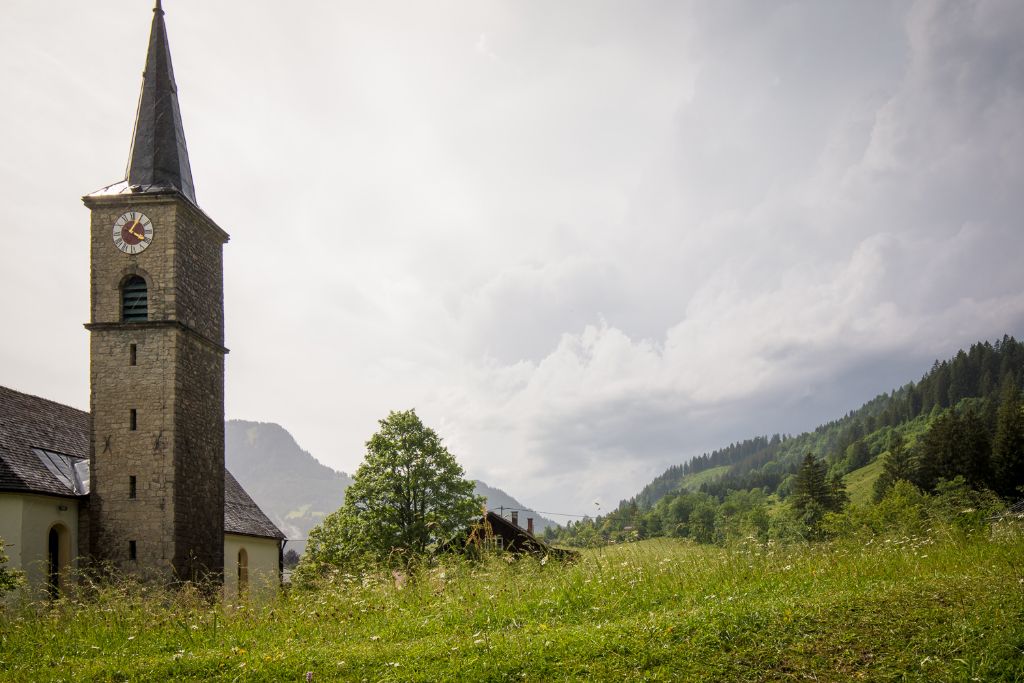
(0, 2), (284, 599)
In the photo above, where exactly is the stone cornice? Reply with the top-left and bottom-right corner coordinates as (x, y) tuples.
(82, 191), (230, 245)
(84, 320), (229, 355)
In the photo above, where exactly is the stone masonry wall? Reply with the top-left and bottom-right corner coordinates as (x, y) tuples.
(84, 193), (228, 582)
(89, 326), (178, 575)
(173, 332), (225, 580)
(174, 201), (226, 345)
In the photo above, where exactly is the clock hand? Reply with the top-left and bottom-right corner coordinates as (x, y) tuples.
(129, 227), (145, 240)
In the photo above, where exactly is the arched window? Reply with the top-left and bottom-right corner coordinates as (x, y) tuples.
(47, 524), (70, 599)
(47, 528), (59, 599)
(237, 548), (249, 594)
(122, 276), (148, 321)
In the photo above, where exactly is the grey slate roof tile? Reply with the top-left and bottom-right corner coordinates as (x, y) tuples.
(225, 470), (286, 540)
(0, 385), (88, 497)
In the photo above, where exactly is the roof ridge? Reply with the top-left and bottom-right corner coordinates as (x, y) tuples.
(0, 384), (88, 418)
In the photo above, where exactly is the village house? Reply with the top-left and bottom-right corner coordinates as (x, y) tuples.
(454, 510), (577, 560)
(0, 1), (284, 599)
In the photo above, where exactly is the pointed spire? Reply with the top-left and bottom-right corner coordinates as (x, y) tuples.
(126, 0), (197, 204)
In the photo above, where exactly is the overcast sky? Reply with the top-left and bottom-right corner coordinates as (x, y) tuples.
(2, 1), (1023, 518)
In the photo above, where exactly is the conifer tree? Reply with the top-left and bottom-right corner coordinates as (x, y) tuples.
(915, 407), (991, 491)
(827, 472), (849, 510)
(992, 378), (1024, 498)
(873, 431), (917, 502)
(791, 453), (842, 513)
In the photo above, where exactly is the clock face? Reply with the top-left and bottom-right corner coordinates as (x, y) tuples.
(112, 211), (154, 255)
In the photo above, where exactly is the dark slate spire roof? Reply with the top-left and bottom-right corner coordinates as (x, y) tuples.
(125, 0), (197, 204)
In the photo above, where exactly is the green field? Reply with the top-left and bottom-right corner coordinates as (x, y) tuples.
(677, 465), (731, 492)
(844, 457), (885, 506)
(2, 531), (1023, 682)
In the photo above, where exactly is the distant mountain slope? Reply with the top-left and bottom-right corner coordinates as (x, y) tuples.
(226, 420), (559, 554)
(473, 480), (557, 533)
(226, 420), (353, 554)
(627, 335), (1024, 511)
(550, 335), (1024, 548)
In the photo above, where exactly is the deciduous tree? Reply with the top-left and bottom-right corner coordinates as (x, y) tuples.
(302, 410), (483, 571)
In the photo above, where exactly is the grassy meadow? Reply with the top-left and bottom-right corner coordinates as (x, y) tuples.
(2, 531), (1023, 682)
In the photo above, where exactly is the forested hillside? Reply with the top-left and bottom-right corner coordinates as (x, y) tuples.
(548, 335), (1024, 546)
(226, 420), (354, 554)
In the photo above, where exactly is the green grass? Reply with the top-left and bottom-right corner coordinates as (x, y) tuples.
(2, 533), (1023, 681)
(677, 465), (731, 492)
(844, 457), (885, 506)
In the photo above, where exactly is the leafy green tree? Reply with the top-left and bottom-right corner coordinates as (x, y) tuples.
(301, 410), (483, 571)
(716, 489), (770, 541)
(992, 378), (1024, 497)
(843, 439), (871, 473)
(0, 538), (22, 596)
(688, 500), (718, 544)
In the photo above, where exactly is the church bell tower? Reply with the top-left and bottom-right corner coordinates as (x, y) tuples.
(83, 0), (228, 582)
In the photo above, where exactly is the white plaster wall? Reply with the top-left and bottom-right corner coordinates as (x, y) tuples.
(0, 496), (24, 568)
(0, 493), (79, 597)
(223, 534), (279, 601)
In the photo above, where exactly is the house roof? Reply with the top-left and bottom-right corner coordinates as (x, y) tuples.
(0, 386), (89, 497)
(225, 470), (286, 539)
(483, 511), (577, 558)
(0, 385), (283, 540)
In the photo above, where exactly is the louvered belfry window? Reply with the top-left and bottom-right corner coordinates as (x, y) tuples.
(122, 276), (148, 321)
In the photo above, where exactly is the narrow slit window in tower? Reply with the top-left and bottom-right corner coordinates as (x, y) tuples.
(129, 343), (137, 366)
(130, 409), (137, 431)
(129, 475), (137, 499)
(122, 276), (148, 321)
(129, 540), (137, 561)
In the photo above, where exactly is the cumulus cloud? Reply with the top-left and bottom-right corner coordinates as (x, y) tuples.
(427, 0), (1024, 511)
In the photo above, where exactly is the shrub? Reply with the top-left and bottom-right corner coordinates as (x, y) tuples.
(0, 538), (23, 597)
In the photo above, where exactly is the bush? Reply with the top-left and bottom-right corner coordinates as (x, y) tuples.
(929, 477), (1004, 535)
(0, 538), (23, 597)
